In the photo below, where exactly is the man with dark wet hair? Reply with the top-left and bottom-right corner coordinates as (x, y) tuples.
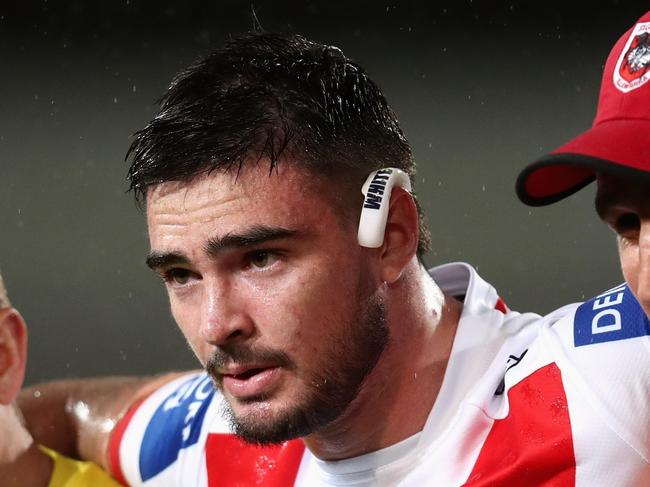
(126, 33), (431, 257)
(21, 30), (649, 485)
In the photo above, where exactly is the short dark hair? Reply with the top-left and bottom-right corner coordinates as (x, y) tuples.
(127, 32), (431, 255)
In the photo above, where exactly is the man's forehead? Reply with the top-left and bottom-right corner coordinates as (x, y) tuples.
(595, 172), (650, 211)
(146, 173), (241, 212)
(147, 164), (323, 201)
(144, 164), (351, 234)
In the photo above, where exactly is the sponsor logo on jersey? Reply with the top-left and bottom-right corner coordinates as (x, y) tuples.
(363, 169), (393, 209)
(139, 374), (215, 481)
(495, 349), (528, 396)
(574, 283), (650, 347)
(614, 22), (650, 92)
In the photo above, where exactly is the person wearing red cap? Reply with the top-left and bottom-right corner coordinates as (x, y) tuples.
(517, 11), (650, 320)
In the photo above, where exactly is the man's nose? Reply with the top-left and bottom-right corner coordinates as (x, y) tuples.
(199, 278), (254, 345)
(636, 219), (650, 317)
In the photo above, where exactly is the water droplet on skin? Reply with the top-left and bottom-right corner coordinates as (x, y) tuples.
(100, 418), (116, 432)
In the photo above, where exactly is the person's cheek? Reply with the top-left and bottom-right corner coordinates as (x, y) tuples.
(619, 242), (650, 317)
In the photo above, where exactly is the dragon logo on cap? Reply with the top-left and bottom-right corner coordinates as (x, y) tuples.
(614, 22), (650, 92)
(621, 33), (650, 80)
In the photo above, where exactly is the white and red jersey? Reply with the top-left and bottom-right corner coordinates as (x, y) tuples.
(109, 263), (650, 486)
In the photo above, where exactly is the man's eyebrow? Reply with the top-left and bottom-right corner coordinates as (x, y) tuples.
(204, 225), (298, 256)
(145, 251), (191, 271)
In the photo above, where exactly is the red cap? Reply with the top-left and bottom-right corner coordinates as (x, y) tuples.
(517, 11), (650, 206)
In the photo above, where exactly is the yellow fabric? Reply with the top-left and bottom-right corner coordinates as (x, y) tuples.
(39, 445), (122, 487)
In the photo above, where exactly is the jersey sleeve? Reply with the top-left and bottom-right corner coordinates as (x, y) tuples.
(108, 372), (217, 486)
(544, 283), (650, 466)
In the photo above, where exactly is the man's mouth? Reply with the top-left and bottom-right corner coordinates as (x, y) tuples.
(221, 365), (282, 399)
(229, 367), (267, 380)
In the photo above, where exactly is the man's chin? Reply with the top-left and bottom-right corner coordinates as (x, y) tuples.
(226, 402), (314, 445)
(231, 410), (308, 445)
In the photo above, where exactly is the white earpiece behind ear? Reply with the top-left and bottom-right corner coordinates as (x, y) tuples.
(358, 168), (412, 248)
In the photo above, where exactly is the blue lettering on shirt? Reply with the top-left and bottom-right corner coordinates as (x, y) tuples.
(139, 374), (215, 481)
(574, 283), (650, 347)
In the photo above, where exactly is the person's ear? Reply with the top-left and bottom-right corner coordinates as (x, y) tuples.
(379, 187), (420, 284)
(0, 308), (27, 405)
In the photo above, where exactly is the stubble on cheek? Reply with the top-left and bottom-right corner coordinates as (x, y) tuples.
(213, 289), (389, 445)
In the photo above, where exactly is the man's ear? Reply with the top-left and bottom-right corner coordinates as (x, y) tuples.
(0, 308), (27, 405)
(379, 187), (420, 284)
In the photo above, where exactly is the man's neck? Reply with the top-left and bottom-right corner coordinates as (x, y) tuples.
(304, 266), (462, 460)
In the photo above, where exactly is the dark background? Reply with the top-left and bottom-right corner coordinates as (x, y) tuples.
(1, 1), (644, 385)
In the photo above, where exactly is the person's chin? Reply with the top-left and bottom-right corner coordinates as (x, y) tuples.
(228, 388), (295, 420)
(229, 398), (307, 444)
(223, 371), (297, 421)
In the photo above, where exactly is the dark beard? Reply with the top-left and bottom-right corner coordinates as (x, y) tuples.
(205, 293), (389, 445)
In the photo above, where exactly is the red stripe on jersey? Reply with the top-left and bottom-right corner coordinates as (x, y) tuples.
(494, 297), (508, 314)
(108, 397), (148, 486)
(206, 434), (305, 486)
(464, 363), (576, 486)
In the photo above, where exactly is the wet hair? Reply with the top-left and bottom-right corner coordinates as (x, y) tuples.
(127, 32), (431, 256)
(0, 271), (10, 309)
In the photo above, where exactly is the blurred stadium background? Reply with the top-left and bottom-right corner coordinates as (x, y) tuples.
(0, 0), (644, 384)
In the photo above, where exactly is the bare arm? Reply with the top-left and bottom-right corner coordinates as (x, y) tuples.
(17, 372), (190, 473)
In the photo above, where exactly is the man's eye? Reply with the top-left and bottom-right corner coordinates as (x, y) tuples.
(248, 250), (276, 269)
(164, 268), (195, 285)
(613, 213), (640, 238)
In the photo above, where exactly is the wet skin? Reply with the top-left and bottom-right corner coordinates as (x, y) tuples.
(596, 172), (650, 318)
(145, 164), (387, 443)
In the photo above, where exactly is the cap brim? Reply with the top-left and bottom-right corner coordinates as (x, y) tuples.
(516, 119), (650, 206)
